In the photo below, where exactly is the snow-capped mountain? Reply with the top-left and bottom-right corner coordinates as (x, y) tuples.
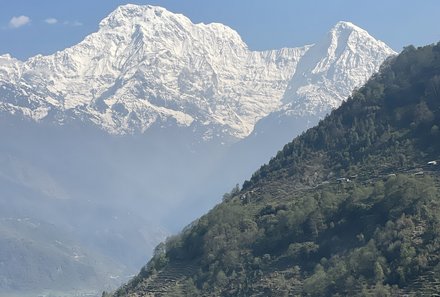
(245, 21), (395, 151)
(281, 21), (395, 117)
(0, 4), (394, 141)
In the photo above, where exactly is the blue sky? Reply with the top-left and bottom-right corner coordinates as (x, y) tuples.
(1, 0), (439, 60)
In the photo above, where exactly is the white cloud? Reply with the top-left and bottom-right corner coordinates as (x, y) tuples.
(45, 18), (58, 25)
(9, 15), (31, 28)
(63, 20), (83, 27)
(71, 20), (83, 27)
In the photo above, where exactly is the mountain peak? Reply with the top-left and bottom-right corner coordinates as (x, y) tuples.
(280, 20), (396, 118)
(96, 4), (245, 50)
(327, 21), (393, 53)
(327, 21), (377, 47)
(111, 3), (167, 16)
(99, 4), (180, 29)
(332, 21), (366, 33)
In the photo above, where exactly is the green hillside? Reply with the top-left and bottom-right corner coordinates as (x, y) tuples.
(112, 43), (440, 297)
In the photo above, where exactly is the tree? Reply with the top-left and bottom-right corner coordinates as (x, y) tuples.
(374, 261), (385, 283)
(413, 101), (434, 126)
(215, 270), (228, 287)
(431, 125), (439, 136)
(426, 75), (440, 98)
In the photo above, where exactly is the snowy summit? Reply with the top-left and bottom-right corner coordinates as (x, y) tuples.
(0, 5), (395, 140)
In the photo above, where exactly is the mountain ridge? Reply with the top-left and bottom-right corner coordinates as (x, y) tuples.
(0, 4), (395, 140)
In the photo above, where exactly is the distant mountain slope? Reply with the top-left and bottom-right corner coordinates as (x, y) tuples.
(0, 217), (122, 295)
(0, 130), (169, 295)
(114, 43), (440, 297)
(0, 5), (394, 140)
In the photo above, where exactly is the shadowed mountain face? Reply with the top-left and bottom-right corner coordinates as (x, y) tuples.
(113, 43), (440, 296)
(0, 4), (395, 295)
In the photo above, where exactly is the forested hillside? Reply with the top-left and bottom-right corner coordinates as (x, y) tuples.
(112, 43), (440, 296)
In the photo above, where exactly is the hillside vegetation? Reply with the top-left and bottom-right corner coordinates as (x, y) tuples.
(112, 43), (440, 296)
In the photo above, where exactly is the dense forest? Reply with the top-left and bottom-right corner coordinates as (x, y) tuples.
(111, 43), (440, 296)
